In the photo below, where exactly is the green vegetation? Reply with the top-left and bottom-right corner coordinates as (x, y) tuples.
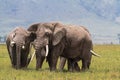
(0, 44), (120, 80)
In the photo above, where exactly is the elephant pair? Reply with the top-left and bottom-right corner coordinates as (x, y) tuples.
(6, 26), (66, 70)
(27, 22), (100, 71)
(6, 27), (36, 69)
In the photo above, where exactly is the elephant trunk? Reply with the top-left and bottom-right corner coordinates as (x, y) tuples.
(35, 44), (49, 57)
(10, 41), (15, 64)
(16, 45), (21, 69)
(9, 42), (17, 68)
(9, 46), (14, 64)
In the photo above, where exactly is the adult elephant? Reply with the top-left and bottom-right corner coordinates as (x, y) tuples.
(6, 27), (36, 69)
(59, 26), (100, 72)
(28, 22), (99, 71)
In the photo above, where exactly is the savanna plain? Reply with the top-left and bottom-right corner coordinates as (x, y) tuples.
(0, 44), (120, 80)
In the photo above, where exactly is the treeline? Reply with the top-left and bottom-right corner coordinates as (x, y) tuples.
(0, 34), (120, 44)
(0, 35), (6, 43)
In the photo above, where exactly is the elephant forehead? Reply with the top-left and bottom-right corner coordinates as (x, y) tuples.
(36, 28), (44, 34)
(13, 37), (25, 44)
(15, 27), (28, 35)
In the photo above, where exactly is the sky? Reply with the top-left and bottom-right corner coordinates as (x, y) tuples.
(0, 0), (120, 44)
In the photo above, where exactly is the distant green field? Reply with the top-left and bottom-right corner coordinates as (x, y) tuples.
(0, 44), (120, 80)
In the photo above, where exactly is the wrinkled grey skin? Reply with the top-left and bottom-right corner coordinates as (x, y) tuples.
(59, 26), (91, 72)
(6, 27), (36, 69)
(28, 23), (70, 71)
(28, 22), (92, 71)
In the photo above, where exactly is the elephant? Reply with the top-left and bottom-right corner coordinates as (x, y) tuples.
(27, 22), (78, 71)
(59, 26), (100, 72)
(6, 27), (36, 69)
(27, 22), (100, 71)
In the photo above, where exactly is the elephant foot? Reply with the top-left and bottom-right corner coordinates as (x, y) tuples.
(67, 59), (80, 72)
(50, 67), (56, 71)
(36, 65), (40, 70)
(74, 62), (80, 72)
(81, 59), (90, 71)
(36, 66), (42, 70)
(81, 67), (89, 72)
(68, 68), (80, 72)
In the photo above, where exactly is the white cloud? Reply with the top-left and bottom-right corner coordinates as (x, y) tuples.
(31, 0), (43, 3)
(103, 0), (116, 5)
(115, 16), (120, 23)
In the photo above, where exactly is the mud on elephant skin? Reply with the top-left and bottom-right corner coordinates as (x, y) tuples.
(6, 27), (36, 69)
(28, 22), (99, 71)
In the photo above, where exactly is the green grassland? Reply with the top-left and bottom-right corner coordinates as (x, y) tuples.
(0, 44), (120, 80)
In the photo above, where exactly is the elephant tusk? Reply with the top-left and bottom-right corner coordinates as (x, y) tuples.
(90, 50), (101, 57)
(11, 41), (15, 44)
(10, 41), (15, 47)
(29, 44), (35, 62)
(45, 45), (49, 57)
(22, 45), (25, 49)
(30, 51), (35, 62)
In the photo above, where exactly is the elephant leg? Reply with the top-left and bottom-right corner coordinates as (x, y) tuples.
(47, 51), (59, 71)
(50, 55), (59, 71)
(74, 62), (80, 72)
(21, 56), (27, 68)
(36, 52), (45, 70)
(39, 56), (45, 69)
(59, 56), (66, 71)
(49, 44), (64, 71)
(67, 59), (74, 72)
(81, 59), (88, 71)
(81, 55), (91, 71)
(68, 59), (80, 72)
(81, 41), (92, 71)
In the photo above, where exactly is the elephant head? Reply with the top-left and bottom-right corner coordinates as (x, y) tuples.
(28, 22), (66, 56)
(28, 22), (66, 70)
(6, 27), (36, 69)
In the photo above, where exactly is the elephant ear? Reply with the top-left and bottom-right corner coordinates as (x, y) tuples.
(52, 24), (66, 46)
(11, 32), (16, 38)
(27, 23), (40, 32)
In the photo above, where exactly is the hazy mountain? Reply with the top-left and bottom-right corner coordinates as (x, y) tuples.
(0, 0), (120, 44)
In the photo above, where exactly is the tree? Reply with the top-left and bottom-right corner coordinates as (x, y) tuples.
(0, 36), (1, 42)
(117, 34), (120, 44)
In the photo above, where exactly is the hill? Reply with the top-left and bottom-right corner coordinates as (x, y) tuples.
(0, 0), (120, 44)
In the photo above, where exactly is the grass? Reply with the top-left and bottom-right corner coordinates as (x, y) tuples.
(0, 44), (120, 80)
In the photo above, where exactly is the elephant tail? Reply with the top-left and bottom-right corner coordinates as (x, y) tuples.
(90, 50), (101, 57)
